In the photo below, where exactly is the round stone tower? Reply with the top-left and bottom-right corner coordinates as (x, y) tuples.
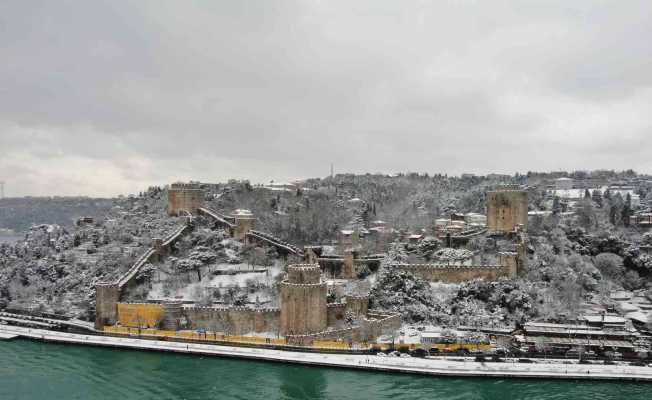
(280, 264), (327, 336)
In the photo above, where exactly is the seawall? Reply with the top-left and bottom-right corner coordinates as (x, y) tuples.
(2, 325), (652, 382)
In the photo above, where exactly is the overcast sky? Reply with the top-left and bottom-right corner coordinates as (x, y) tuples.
(1, 0), (651, 197)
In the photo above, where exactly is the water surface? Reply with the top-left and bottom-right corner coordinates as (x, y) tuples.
(0, 339), (649, 400)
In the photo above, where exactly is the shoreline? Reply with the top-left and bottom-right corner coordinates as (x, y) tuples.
(2, 325), (652, 382)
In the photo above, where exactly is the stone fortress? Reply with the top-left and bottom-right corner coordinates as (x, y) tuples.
(95, 182), (528, 345)
(392, 186), (529, 283)
(96, 183), (399, 345)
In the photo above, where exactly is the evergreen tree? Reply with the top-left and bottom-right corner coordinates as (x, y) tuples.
(591, 189), (603, 208)
(603, 189), (612, 201)
(610, 193), (624, 226)
(623, 193), (632, 227)
(552, 196), (562, 215)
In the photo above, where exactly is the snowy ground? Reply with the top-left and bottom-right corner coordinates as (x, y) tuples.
(147, 262), (283, 304)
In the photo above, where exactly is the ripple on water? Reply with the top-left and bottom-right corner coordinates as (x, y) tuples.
(1, 340), (650, 400)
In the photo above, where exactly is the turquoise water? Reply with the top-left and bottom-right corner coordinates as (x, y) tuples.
(0, 339), (650, 400)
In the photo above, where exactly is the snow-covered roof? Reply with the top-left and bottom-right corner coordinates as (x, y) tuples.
(528, 211), (552, 216)
(619, 302), (639, 313)
(610, 291), (633, 301)
(267, 181), (295, 187)
(420, 332), (443, 339)
(580, 315), (627, 324)
(232, 209), (253, 216)
(625, 311), (650, 324)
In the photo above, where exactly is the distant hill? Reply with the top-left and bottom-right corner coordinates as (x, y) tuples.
(0, 197), (115, 232)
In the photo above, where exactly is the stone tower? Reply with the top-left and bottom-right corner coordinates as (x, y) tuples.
(280, 264), (327, 336)
(95, 283), (120, 329)
(232, 209), (255, 240)
(487, 188), (528, 233)
(167, 182), (204, 216)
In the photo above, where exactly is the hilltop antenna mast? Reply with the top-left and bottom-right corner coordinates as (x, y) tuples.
(0, 181), (4, 199)
(330, 163), (334, 179)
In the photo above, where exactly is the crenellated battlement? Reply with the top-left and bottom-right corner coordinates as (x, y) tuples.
(170, 182), (202, 190)
(280, 282), (327, 288)
(392, 262), (515, 283)
(392, 263), (503, 270)
(183, 305), (280, 313)
(168, 182), (204, 216)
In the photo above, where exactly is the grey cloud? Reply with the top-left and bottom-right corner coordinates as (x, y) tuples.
(0, 0), (651, 196)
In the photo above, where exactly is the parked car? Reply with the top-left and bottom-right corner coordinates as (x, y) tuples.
(493, 347), (507, 356)
(411, 348), (427, 358)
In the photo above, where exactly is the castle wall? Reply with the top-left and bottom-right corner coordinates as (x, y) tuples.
(183, 306), (280, 335)
(499, 252), (519, 278)
(161, 302), (184, 331)
(327, 303), (346, 327)
(393, 264), (513, 283)
(363, 312), (402, 339)
(110, 302), (280, 334)
(167, 184), (204, 216)
(345, 295), (369, 316)
(95, 283), (120, 329)
(117, 303), (164, 328)
(285, 310), (400, 346)
(487, 190), (528, 233)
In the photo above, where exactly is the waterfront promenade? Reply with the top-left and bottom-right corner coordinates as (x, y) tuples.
(1, 325), (651, 382)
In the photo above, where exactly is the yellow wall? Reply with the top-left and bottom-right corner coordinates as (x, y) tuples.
(117, 303), (164, 328)
(103, 326), (288, 346)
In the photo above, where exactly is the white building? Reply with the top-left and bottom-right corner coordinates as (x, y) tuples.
(554, 177), (574, 190)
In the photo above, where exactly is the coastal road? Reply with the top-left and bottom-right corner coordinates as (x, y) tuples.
(1, 325), (651, 382)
